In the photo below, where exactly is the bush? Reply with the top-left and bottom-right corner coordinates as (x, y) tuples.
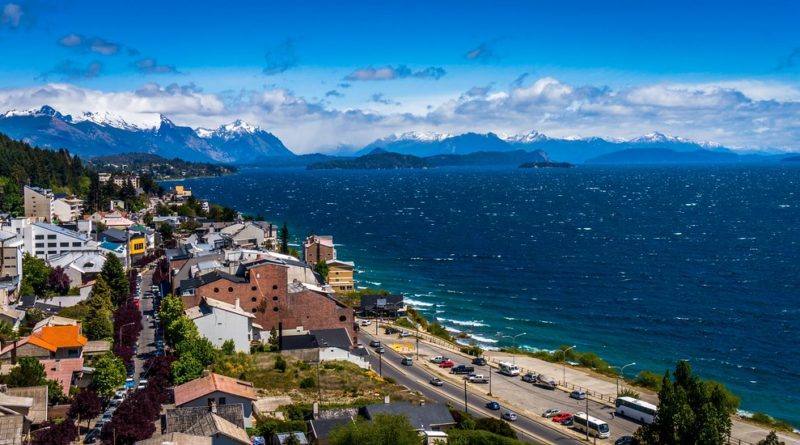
(618, 388), (641, 399)
(427, 322), (453, 342)
(394, 317), (416, 329)
(750, 413), (794, 432)
(275, 355), (287, 372)
(633, 370), (663, 391)
(460, 344), (484, 357)
(299, 377), (316, 389)
(474, 417), (517, 439)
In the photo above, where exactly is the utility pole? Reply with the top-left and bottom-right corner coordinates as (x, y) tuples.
(488, 364), (492, 396)
(585, 394), (590, 441)
(562, 345), (576, 386)
(378, 350), (382, 378)
(464, 379), (468, 413)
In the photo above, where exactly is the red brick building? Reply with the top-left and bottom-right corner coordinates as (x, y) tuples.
(303, 235), (336, 264)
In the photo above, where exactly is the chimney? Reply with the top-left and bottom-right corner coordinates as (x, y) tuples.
(384, 395), (390, 405)
(234, 298), (240, 309)
(312, 402), (319, 419)
(210, 400), (217, 414)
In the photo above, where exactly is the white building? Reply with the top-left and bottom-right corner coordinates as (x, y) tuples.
(23, 223), (92, 259)
(46, 250), (107, 287)
(52, 196), (84, 222)
(185, 296), (259, 353)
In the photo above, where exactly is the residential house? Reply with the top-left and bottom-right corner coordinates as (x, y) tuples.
(46, 250), (106, 287)
(22, 223), (92, 259)
(218, 222), (271, 248)
(165, 403), (245, 434)
(100, 228), (147, 258)
(112, 175), (140, 189)
(0, 404), (28, 445)
(0, 230), (23, 278)
(23, 186), (54, 223)
(0, 277), (21, 307)
(98, 173), (112, 184)
(32, 315), (80, 333)
(88, 211), (135, 230)
(303, 235), (335, 265)
(325, 259), (354, 293)
(40, 357), (85, 394)
(52, 196), (83, 222)
(136, 433), (212, 445)
(173, 373), (257, 428)
(0, 307), (24, 331)
(280, 328), (368, 369)
(3, 385), (48, 425)
(185, 297), (259, 353)
(0, 325), (87, 363)
(362, 400), (456, 432)
(359, 294), (406, 318)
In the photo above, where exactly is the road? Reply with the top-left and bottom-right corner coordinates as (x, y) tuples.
(133, 267), (158, 383)
(359, 328), (585, 445)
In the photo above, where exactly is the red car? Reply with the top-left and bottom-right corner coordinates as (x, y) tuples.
(552, 412), (573, 423)
(438, 360), (455, 368)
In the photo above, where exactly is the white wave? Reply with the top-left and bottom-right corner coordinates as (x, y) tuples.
(438, 317), (488, 327)
(404, 298), (435, 307)
(468, 334), (499, 344)
(364, 281), (382, 286)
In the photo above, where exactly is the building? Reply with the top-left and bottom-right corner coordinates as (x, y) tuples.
(23, 186), (54, 223)
(280, 328), (368, 369)
(219, 222), (272, 248)
(52, 196), (83, 222)
(46, 250), (106, 287)
(165, 403), (245, 434)
(0, 230), (22, 278)
(186, 297), (260, 353)
(272, 432), (309, 445)
(22, 223), (92, 259)
(173, 185), (193, 199)
(325, 259), (354, 293)
(98, 173), (112, 184)
(303, 235), (335, 265)
(358, 294), (405, 318)
(100, 228), (147, 257)
(136, 433), (212, 445)
(112, 175), (140, 189)
(0, 325), (87, 363)
(362, 401), (456, 432)
(173, 373), (257, 428)
(89, 211), (135, 230)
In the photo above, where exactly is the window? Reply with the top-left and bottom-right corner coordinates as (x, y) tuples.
(251, 308), (257, 313)
(273, 307), (279, 312)
(251, 286), (257, 291)
(48, 250), (57, 255)
(35, 242), (44, 248)
(339, 315), (347, 322)
(228, 287), (233, 292)
(214, 288), (219, 293)
(35, 251), (44, 256)
(272, 296), (278, 301)
(272, 284), (278, 290)
(60, 242), (69, 247)
(251, 297), (257, 302)
(218, 397), (226, 405)
(207, 397), (216, 406)
(48, 242), (57, 248)
(47, 234), (56, 240)
(35, 234), (44, 240)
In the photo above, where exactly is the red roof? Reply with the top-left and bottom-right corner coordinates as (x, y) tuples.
(174, 373), (257, 407)
(41, 358), (84, 393)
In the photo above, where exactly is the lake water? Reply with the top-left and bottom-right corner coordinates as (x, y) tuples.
(171, 164), (800, 426)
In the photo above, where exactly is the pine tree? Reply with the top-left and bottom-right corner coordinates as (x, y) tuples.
(101, 253), (129, 305)
(280, 222), (290, 254)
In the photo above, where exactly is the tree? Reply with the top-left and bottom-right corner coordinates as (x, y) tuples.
(159, 294), (185, 333)
(280, 222), (289, 254)
(21, 253), (50, 296)
(175, 336), (218, 367)
(314, 260), (330, 284)
(274, 355), (287, 372)
(91, 353), (126, 398)
(758, 432), (786, 445)
(167, 316), (198, 347)
(68, 389), (103, 429)
(329, 414), (420, 445)
(474, 417), (517, 439)
(87, 275), (114, 312)
(221, 339), (236, 355)
(46, 379), (68, 405)
(171, 354), (204, 384)
(284, 433), (303, 445)
(84, 307), (113, 340)
(0, 320), (15, 344)
(637, 360), (736, 445)
(31, 419), (78, 445)
(100, 253), (129, 305)
(47, 266), (71, 295)
(6, 357), (47, 387)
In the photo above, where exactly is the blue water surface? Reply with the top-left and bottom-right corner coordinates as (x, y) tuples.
(170, 164), (800, 425)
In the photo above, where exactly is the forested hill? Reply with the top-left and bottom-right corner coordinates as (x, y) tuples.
(0, 133), (90, 214)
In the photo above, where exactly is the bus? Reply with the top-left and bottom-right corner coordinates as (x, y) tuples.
(615, 396), (657, 424)
(573, 412), (610, 438)
(498, 361), (520, 376)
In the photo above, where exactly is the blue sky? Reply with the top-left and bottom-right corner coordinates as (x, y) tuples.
(1, 0), (799, 152)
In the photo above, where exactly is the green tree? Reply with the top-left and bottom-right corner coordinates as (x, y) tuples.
(46, 379), (68, 405)
(280, 222), (289, 254)
(159, 294), (185, 331)
(313, 261), (330, 284)
(100, 253), (129, 305)
(167, 316), (199, 347)
(329, 414), (420, 445)
(87, 275), (114, 312)
(91, 353), (126, 398)
(284, 433), (302, 445)
(474, 417), (517, 439)
(6, 357), (47, 387)
(221, 339), (236, 355)
(175, 336), (218, 367)
(171, 354), (204, 384)
(21, 253), (50, 297)
(274, 355), (287, 372)
(0, 320), (16, 344)
(84, 307), (113, 340)
(758, 432), (786, 445)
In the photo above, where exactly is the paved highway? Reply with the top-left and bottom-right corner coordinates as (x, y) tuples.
(359, 329), (584, 445)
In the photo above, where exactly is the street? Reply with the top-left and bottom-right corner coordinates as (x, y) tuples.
(133, 267), (158, 383)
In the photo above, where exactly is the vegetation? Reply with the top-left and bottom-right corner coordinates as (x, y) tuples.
(749, 413), (795, 433)
(68, 389), (103, 429)
(328, 414), (421, 445)
(448, 429), (529, 445)
(100, 253), (129, 305)
(427, 322), (453, 342)
(20, 253), (51, 297)
(30, 419), (78, 445)
(87, 152), (237, 179)
(91, 353), (127, 398)
(636, 360), (739, 445)
(307, 151), (433, 170)
(1, 357), (66, 404)
(313, 260), (330, 283)
(758, 431), (786, 445)
(448, 409), (528, 445)
(633, 369), (664, 391)
(619, 388), (641, 399)
(340, 288), (391, 308)
(460, 343), (484, 357)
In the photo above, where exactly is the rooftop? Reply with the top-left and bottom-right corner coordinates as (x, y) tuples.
(165, 403), (245, 433)
(363, 402), (455, 431)
(28, 325), (88, 351)
(183, 412), (250, 445)
(174, 373), (257, 407)
(30, 223), (90, 242)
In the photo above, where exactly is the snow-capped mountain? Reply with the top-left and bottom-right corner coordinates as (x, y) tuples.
(502, 130), (548, 144)
(0, 105), (293, 163)
(356, 131), (513, 157)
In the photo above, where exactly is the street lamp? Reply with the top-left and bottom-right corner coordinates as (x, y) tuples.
(613, 362), (636, 396)
(561, 345), (576, 386)
(119, 322), (136, 346)
(497, 332), (526, 364)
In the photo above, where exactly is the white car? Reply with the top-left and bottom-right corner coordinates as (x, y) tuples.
(502, 411), (518, 422)
(360, 320), (372, 326)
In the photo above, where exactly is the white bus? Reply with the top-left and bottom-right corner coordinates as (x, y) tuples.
(615, 396), (657, 424)
(498, 361), (520, 376)
(573, 411), (610, 438)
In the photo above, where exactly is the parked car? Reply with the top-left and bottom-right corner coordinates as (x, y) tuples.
(429, 377), (444, 387)
(485, 401), (501, 411)
(502, 411), (518, 422)
(542, 408), (561, 418)
(375, 346), (385, 354)
(84, 428), (101, 444)
(400, 356), (413, 366)
(399, 331), (411, 338)
(570, 390), (587, 400)
(430, 355), (446, 364)
(361, 320), (372, 326)
(552, 412), (573, 423)
(468, 374), (489, 384)
(521, 372), (538, 383)
(438, 360), (455, 368)
(369, 340), (381, 347)
(472, 357), (487, 366)
(450, 365), (475, 375)
(385, 327), (399, 335)
(615, 436), (637, 445)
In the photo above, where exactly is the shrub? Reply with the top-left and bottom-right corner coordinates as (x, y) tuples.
(618, 388), (641, 399)
(275, 355), (287, 372)
(750, 413), (794, 432)
(299, 377), (316, 389)
(633, 370), (663, 391)
(394, 317), (416, 329)
(427, 322), (453, 342)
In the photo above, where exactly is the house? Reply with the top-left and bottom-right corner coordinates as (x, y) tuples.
(325, 259), (354, 293)
(359, 294), (406, 318)
(40, 357), (85, 394)
(0, 307), (24, 331)
(218, 222), (272, 248)
(22, 222), (92, 259)
(362, 401), (456, 432)
(32, 315), (80, 333)
(307, 417), (354, 445)
(186, 297), (259, 353)
(136, 433), (212, 445)
(422, 431), (449, 444)
(98, 173), (112, 184)
(3, 385), (48, 425)
(165, 403), (245, 434)
(173, 373), (257, 427)
(280, 328), (368, 369)
(46, 250), (106, 287)
(303, 235), (335, 264)
(0, 325), (87, 363)
(52, 196), (83, 222)
(0, 230), (23, 278)
(183, 411), (251, 445)
(23, 186), (54, 223)
(88, 211), (135, 230)
(112, 175), (140, 189)
(0, 404), (28, 445)
(100, 228), (147, 257)
(0, 276), (21, 307)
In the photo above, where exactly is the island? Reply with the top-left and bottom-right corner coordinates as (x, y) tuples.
(306, 149), (432, 170)
(87, 152), (237, 179)
(518, 161), (574, 169)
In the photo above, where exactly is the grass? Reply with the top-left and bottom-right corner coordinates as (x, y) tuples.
(211, 352), (423, 405)
(748, 412), (795, 432)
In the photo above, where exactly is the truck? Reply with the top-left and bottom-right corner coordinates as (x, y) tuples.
(533, 375), (557, 390)
(451, 365), (475, 375)
(469, 374), (489, 384)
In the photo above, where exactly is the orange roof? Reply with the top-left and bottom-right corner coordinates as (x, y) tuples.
(29, 325), (88, 352)
(174, 373), (257, 406)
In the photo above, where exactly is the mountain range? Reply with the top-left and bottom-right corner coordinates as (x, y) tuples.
(1, 105), (797, 165)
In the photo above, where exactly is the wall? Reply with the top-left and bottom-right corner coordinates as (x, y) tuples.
(192, 307), (252, 352)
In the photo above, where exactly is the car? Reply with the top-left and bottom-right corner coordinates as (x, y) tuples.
(400, 357), (413, 366)
(485, 401), (501, 411)
(385, 327), (399, 335)
(472, 357), (487, 366)
(552, 412), (573, 423)
(429, 378), (444, 387)
(468, 374), (489, 384)
(124, 377), (135, 390)
(521, 372), (538, 383)
(615, 436), (637, 445)
(375, 346), (385, 354)
(84, 428), (101, 444)
(101, 412), (113, 423)
(542, 408), (561, 418)
(438, 360), (455, 368)
(502, 411), (518, 421)
(430, 355), (446, 364)
(399, 331), (411, 338)
(361, 320), (372, 326)
(369, 340), (381, 347)
(570, 390), (587, 400)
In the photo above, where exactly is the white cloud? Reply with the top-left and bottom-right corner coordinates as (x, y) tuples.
(1, 3), (22, 28)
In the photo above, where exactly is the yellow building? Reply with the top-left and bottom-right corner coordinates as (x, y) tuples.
(129, 234), (146, 256)
(326, 259), (355, 292)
